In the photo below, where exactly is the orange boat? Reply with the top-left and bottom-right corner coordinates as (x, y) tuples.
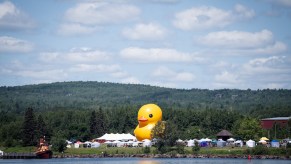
(35, 137), (53, 159)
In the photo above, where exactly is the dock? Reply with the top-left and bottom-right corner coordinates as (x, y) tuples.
(1, 152), (37, 159)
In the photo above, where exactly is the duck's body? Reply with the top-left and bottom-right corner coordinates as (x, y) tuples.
(134, 123), (155, 141)
(134, 104), (162, 141)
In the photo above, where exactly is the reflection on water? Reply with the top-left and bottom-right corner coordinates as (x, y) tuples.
(138, 160), (160, 164)
(0, 158), (290, 164)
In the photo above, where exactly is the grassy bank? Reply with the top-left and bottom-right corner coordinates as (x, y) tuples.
(2, 145), (290, 157)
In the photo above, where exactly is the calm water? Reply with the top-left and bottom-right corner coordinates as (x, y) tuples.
(0, 158), (290, 164)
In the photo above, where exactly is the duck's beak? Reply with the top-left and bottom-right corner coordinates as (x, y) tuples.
(138, 116), (148, 122)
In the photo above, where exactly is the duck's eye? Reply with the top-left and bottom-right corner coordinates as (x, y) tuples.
(149, 114), (153, 118)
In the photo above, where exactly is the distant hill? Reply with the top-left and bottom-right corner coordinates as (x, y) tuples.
(0, 81), (291, 117)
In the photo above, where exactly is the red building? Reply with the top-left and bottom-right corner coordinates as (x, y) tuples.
(261, 117), (291, 129)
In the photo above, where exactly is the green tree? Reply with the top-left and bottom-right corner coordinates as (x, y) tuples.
(232, 117), (262, 141)
(96, 108), (107, 137)
(36, 115), (50, 141)
(183, 126), (205, 139)
(89, 111), (97, 138)
(22, 107), (37, 146)
(51, 137), (67, 153)
(151, 121), (179, 154)
(192, 141), (200, 154)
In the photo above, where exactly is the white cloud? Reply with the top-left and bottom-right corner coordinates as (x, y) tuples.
(268, 0), (291, 8)
(215, 71), (241, 84)
(120, 47), (193, 62)
(197, 30), (287, 55)
(152, 66), (195, 82)
(69, 63), (140, 84)
(120, 76), (140, 84)
(147, 0), (180, 3)
(17, 69), (67, 81)
(0, 36), (34, 52)
(69, 64), (120, 73)
(57, 23), (100, 36)
(39, 48), (111, 63)
(173, 4), (254, 30)
(59, 1), (140, 36)
(64, 2), (140, 25)
(0, 60), (68, 83)
(242, 56), (288, 75)
(254, 41), (287, 55)
(211, 56), (291, 89)
(233, 4), (256, 19)
(199, 29), (273, 48)
(122, 23), (167, 40)
(0, 1), (35, 30)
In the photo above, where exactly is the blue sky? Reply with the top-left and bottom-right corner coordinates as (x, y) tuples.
(0, 0), (291, 89)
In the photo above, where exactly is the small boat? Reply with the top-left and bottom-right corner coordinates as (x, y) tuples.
(35, 137), (53, 159)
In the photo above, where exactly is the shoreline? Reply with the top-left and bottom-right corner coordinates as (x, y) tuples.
(52, 154), (291, 160)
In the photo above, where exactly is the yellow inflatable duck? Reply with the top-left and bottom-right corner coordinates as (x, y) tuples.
(134, 104), (162, 141)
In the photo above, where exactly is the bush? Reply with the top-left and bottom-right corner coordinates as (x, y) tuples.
(176, 144), (185, 154)
(252, 145), (270, 155)
(143, 146), (151, 154)
(192, 141), (200, 154)
(155, 140), (168, 154)
(51, 138), (67, 153)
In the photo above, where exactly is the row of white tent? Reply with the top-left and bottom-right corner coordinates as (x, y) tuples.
(68, 133), (286, 149)
(70, 140), (152, 148)
(96, 133), (137, 142)
(104, 139), (152, 147)
(183, 139), (281, 148)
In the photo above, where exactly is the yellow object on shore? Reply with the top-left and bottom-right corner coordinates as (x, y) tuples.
(260, 137), (269, 141)
(134, 104), (162, 141)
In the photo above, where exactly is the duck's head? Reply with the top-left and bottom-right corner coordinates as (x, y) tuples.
(137, 104), (162, 126)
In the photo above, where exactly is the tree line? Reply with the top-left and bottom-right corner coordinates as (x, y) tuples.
(1, 105), (290, 147)
(1, 81), (291, 114)
(0, 81), (291, 147)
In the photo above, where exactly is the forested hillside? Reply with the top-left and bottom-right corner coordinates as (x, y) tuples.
(1, 81), (291, 117)
(0, 81), (291, 147)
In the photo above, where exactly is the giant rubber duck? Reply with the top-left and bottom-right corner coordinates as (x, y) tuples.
(134, 104), (162, 141)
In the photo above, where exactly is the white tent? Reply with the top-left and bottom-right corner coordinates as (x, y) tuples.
(199, 138), (212, 142)
(74, 141), (83, 148)
(259, 140), (267, 144)
(66, 140), (73, 144)
(187, 139), (194, 147)
(246, 140), (256, 147)
(125, 141), (134, 147)
(104, 141), (113, 144)
(133, 141), (142, 147)
(142, 139), (152, 147)
(217, 140), (226, 147)
(0, 150), (3, 156)
(91, 142), (101, 148)
(176, 139), (184, 143)
(271, 140), (279, 148)
(96, 133), (136, 142)
(84, 141), (92, 147)
(234, 140), (243, 147)
(227, 138), (235, 142)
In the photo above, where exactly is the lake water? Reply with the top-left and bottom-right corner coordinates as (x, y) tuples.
(0, 158), (290, 164)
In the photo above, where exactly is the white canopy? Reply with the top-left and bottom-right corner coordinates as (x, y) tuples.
(227, 138), (235, 142)
(143, 139), (152, 147)
(176, 139), (184, 142)
(91, 142), (101, 148)
(199, 138), (212, 142)
(259, 140), (267, 143)
(187, 139), (195, 147)
(246, 139), (256, 147)
(96, 133), (136, 141)
(234, 140), (242, 144)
